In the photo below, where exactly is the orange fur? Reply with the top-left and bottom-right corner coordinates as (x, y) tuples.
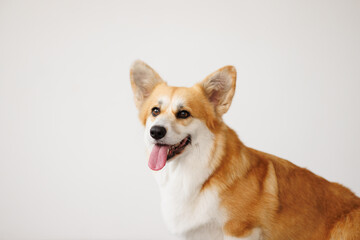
(204, 125), (360, 239)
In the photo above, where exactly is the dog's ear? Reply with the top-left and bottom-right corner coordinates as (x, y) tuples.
(130, 60), (165, 109)
(197, 66), (236, 116)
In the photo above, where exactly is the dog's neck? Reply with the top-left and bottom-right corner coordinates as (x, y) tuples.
(201, 124), (252, 191)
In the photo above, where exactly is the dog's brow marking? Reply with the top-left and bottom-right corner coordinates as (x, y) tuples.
(158, 96), (170, 108)
(172, 97), (185, 112)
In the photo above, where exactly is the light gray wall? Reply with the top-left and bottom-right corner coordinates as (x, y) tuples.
(0, 0), (359, 239)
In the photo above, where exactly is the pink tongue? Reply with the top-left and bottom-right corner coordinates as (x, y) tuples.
(148, 145), (170, 171)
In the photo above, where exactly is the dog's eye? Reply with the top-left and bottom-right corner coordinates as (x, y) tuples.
(176, 110), (190, 119)
(151, 107), (160, 117)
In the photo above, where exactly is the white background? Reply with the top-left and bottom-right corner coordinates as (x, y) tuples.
(0, 0), (359, 239)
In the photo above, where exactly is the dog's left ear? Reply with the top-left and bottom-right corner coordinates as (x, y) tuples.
(197, 65), (236, 116)
(130, 60), (165, 109)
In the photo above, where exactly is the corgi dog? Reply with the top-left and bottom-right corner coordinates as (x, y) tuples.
(130, 60), (360, 240)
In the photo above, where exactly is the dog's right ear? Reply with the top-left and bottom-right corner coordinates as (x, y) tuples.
(130, 60), (165, 109)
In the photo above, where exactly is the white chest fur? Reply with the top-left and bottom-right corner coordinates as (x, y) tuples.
(153, 150), (222, 236)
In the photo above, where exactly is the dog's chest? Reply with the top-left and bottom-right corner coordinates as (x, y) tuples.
(154, 162), (222, 236)
(161, 186), (220, 235)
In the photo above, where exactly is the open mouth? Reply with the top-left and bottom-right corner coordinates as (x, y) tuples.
(166, 135), (191, 160)
(148, 135), (191, 171)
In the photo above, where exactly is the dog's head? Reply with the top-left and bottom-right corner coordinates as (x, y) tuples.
(130, 60), (236, 171)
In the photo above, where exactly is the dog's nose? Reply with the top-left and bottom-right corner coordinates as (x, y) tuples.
(150, 126), (167, 140)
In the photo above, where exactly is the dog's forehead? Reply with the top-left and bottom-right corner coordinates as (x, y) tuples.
(156, 95), (185, 111)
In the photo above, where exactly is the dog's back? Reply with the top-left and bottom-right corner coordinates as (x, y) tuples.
(250, 148), (360, 239)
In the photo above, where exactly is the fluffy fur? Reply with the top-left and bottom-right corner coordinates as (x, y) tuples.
(130, 60), (360, 240)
